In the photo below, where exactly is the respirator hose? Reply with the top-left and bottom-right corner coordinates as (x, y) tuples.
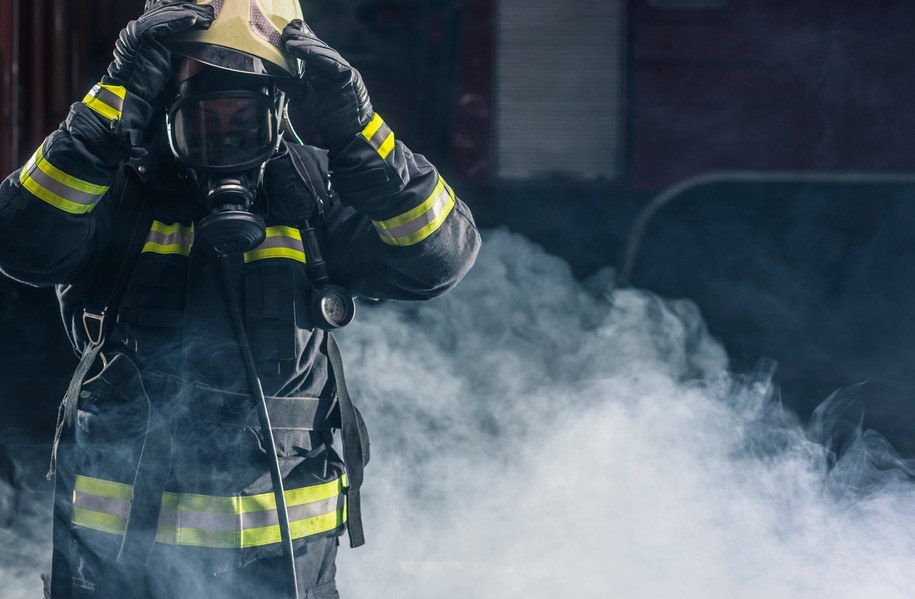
(220, 256), (300, 599)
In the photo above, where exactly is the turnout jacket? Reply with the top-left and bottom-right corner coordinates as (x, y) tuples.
(0, 96), (479, 570)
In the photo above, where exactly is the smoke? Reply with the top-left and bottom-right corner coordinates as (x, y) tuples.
(0, 430), (52, 599)
(335, 228), (915, 598)
(3, 227), (915, 596)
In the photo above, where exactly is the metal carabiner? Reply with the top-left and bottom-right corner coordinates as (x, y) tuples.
(83, 352), (110, 386)
(82, 309), (106, 347)
(81, 309), (109, 385)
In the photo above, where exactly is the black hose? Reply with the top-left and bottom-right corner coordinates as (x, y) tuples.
(220, 256), (300, 599)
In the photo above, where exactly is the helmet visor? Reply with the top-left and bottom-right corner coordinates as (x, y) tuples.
(169, 91), (278, 170)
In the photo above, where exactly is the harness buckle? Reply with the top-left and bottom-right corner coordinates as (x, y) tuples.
(82, 309), (106, 347)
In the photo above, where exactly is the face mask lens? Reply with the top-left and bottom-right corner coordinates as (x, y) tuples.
(171, 95), (276, 168)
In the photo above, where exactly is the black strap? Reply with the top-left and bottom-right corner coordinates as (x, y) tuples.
(84, 166), (153, 343)
(48, 341), (104, 598)
(326, 332), (370, 548)
(48, 166), (153, 596)
(112, 355), (173, 567)
(286, 143), (331, 216)
(289, 145), (370, 546)
(49, 168), (151, 477)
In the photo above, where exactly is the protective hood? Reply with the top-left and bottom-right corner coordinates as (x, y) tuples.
(157, 0), (303, 78)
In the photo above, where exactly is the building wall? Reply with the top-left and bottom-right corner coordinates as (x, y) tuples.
(0, 0), (144, 175)
(629, 0), (915, 190)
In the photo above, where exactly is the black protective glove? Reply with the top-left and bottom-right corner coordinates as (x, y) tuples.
(282, 20), (374, 151)
(97, 1), (214, 151)
(105, 1), (215, 102)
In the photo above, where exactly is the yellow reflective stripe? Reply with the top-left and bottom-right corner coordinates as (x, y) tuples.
(244, 247), (305, 263)
(373, 177), (456, 246)
(376, 178), (446, 229)
(142, 221), (195, 256)
(284, 476), (346, 508)
(240, 505), (346, 548)
(377, 131), (396, 160)
(167, 504), (346, 549)
(33, 145), (108, 195)
(74, 475), (133, 501)
(18, 143), (108, 214)
(360, 113), (385, 142)
(82, 83), (126, 121)
(360, 113), (396, 161)
(19, 171), (92, 215)
(150, 221), (191, 235)
(142, 243), (193, 256)
(244, 226), (306, 263)
(155, 524), (179, 545)
(265, 226), (301, 240)
(160, 477), (346, 517)
(72, 507), (127, 535)
(174, 526), (238, 549)
(171, 492), (241, 515)
(71, 474), (348, 549)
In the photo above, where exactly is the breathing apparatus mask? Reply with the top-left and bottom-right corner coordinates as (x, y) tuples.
(166, 66), (284, 255)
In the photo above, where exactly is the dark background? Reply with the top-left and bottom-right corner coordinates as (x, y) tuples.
(2, 0), (915, 466)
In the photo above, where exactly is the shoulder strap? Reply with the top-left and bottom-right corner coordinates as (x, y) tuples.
(82, 165), (153, 346)
(48, 164), (153, 596)
(286, 143), (331, 220)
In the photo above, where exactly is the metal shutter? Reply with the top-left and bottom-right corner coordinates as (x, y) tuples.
(496, 0), (624, 180)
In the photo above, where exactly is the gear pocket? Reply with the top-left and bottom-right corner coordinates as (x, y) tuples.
(244, 260), (297, 365)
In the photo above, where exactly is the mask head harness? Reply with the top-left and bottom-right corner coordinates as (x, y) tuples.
(166, 65), (285, 255)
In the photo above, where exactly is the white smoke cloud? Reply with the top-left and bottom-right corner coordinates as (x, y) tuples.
(3, 228), (915, 597)
(336, 228), (915, 598)
(0, 449), (52, 599)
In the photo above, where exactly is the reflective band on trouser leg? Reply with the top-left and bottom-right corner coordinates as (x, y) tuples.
(142, 221), (196, 256)
(19, 143), (109, 214)
(82, 83), (127, 122)
(372, 176), (456, 246)
(71, 474), (348, 549)
(244, 226), (307, 264)
(360, 113), (396, 161)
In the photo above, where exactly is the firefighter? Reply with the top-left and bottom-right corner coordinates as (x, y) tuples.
(0, 1), (480, 597)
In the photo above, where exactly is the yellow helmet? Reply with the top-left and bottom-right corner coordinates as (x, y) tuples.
(158, 0), (303, 78)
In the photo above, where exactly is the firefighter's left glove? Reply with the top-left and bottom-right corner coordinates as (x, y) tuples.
(100, 1), (216, 148)
(282, 20), (375, 152)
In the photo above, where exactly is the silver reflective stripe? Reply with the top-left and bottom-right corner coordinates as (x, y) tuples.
(25, 164), (103, 207)
(249, 0), (283, 50)
(71, 474), (348, 549)
(360, 114), (396, 160)
(241, 495), (343, 530)
(73, 483), (345, 532)
(255, 235), (304, 253)
(91, 86), (124, 114)
(73, 491), (130, 519)
(375, 183), (453, 242)
(244, 227), (306, 263)
(158, 495), (344, 532)
(146, 229), (191, 246)
(367, 122), (393, 155)
(142, 222), (195, 256)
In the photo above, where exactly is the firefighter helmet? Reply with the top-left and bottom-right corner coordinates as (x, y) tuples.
(146, 0), (303, 78)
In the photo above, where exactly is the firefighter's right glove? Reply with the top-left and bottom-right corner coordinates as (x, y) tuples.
(99, 1), (215, 148)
